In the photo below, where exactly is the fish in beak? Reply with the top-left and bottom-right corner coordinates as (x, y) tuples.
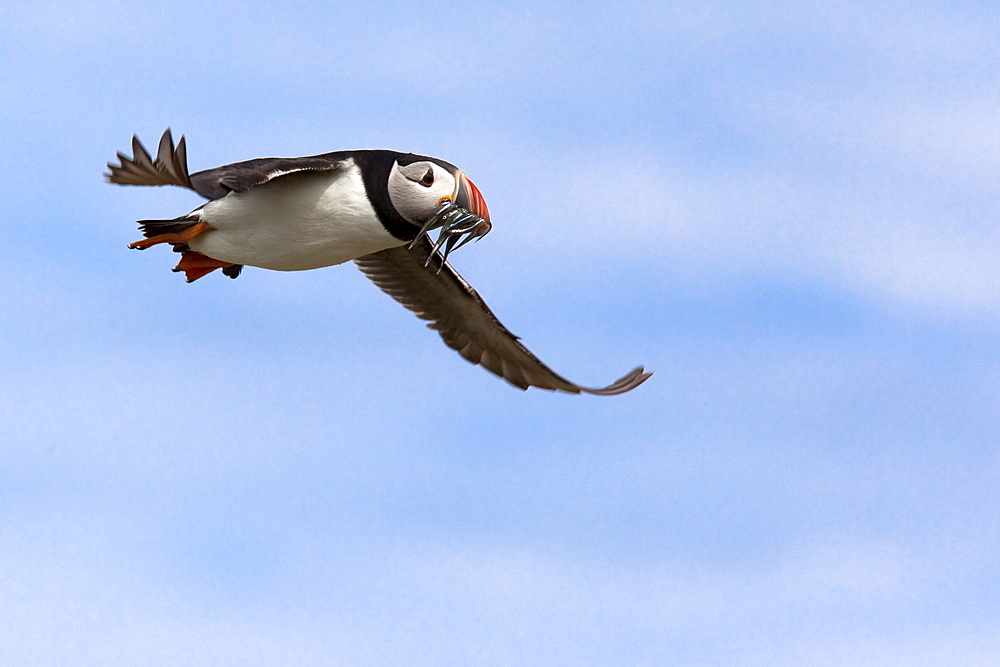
(411, 170), (493, 267)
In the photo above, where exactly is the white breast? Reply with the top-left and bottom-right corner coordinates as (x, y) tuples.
(189, 160), (404, 271)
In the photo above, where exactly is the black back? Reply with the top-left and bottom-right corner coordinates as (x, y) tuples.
(189, 149), (459, 242)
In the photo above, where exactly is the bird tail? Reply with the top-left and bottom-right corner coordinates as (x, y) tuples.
(105, 129), (194, 190)
(135, 212), (203, 239)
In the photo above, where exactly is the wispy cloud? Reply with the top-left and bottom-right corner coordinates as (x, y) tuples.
(2, 518), (995, 665)
(2, 1), (999, 664)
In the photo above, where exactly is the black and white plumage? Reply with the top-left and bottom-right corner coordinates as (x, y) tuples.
(106, 130), (651, 395)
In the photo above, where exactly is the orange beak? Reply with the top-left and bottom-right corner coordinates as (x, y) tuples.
(452, 171), (490, 222)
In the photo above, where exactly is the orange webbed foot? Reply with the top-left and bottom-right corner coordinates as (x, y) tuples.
(173, 251), (236, 282)
(129, 221), (211, 250)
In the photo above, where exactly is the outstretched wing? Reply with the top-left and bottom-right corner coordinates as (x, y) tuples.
(106, 129), (349, 200)
(354, 238), (652, 395)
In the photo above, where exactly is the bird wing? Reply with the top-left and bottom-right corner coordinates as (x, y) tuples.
(189, 155), (349, 200)
(106, 129), (349, 200)
(354, 238), (651, 395)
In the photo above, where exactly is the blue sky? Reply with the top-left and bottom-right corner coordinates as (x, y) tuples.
(2, 1), (999, 664)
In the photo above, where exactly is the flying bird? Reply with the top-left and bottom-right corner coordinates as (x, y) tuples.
(106, 130), (651, 395)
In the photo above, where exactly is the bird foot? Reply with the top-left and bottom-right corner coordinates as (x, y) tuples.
(128, 220), (210, 250)
(172, 251), (235, 282)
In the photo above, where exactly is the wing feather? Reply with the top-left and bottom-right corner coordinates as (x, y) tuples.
(106, 129), (348, 200)
(105, 129), (194, 189)
(354, 238), (651, 395)
(190, 155), (349, 200)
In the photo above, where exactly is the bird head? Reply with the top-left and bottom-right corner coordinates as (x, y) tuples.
(387, 155), (490, 227)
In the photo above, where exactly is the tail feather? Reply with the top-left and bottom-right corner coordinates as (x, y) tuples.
(136, 213), (202, 239)
(105, 129), (194, 190)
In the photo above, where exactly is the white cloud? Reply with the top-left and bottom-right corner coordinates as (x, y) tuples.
(424, 82), (999, 319)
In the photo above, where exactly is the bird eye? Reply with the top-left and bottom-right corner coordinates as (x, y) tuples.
(419, 168), (434, 187)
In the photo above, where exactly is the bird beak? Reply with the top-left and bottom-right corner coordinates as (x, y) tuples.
(411, 169), (493, 261)
(452, 171), (491, 223)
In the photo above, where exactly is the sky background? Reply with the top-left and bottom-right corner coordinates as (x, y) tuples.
(2, 1), (999, 664)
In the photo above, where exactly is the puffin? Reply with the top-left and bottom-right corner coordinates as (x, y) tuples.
(106, 130), (651, 395)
